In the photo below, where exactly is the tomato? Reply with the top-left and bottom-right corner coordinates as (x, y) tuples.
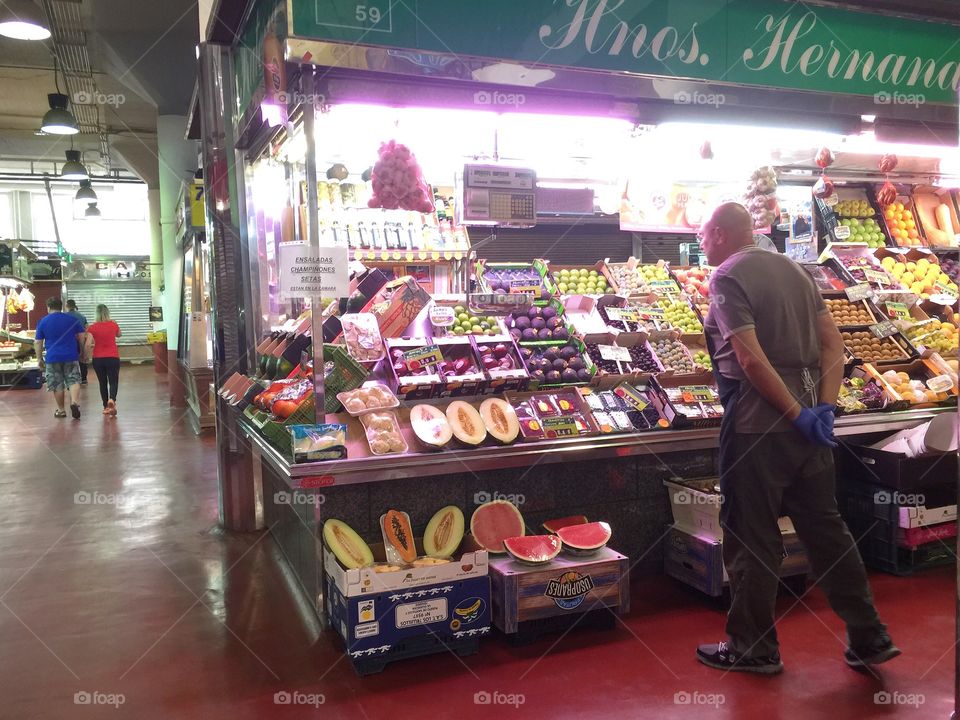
(272, 400), (299, 419)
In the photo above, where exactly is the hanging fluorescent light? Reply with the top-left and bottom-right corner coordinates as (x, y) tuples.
(84, 203), (102, 221)
(61, 150), (88, 181)
(75, 180), (97, 203)
(0, 0), (51, 40)
(41, 94), (79, 135)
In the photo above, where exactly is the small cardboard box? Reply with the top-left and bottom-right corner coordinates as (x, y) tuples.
(664, 478), (796, 542)
(899, 503), (957, 529)
(473, 334), (529, 395)
(664, 527), (809, 597)
(488, 546), (629, 634)
(324, 538), (491, 661)
(384, 337), (443, 401)
(434, 336), (487, 398)
(366, 275), (432, 339)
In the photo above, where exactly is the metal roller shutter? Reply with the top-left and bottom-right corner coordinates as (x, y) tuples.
(473, 223), (636, 264)
(66, 282), (152, 344)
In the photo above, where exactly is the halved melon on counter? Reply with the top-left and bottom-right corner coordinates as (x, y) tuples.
(446, 401), (487, 446)
(410, 404), (453, 448)
(479, 397), (520, 444)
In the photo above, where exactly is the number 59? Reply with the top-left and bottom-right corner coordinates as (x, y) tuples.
(355, 5), (382, 23)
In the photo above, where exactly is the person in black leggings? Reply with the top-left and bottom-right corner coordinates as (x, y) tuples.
(86, 304), (122, 416)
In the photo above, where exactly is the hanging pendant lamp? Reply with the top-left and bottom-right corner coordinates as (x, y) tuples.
(41, 94), (78, 135)
(61, 150), (88, 180)
(75, 180), (97, 203)
(84, 203), (101, 221)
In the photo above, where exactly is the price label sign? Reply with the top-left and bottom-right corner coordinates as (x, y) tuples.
(542, 416), (578, 439)
(933, 282), (959, 302)
(680, 385), (717, 402)
(403, 345), (443, 371)
(885, 301), (910, 320)
(650, 279), (681, 294)
(508, 279), (542, 298)
(845, 283), (874, 302)
(869, 320), (899, 339)
(833, 225), (852, 240)
(635, 304), (665, 320)
(824, 193), (839, 207)
(614, 382), (649, 411)
(599, 344), (631, 362)
(864, 268), (889, 285)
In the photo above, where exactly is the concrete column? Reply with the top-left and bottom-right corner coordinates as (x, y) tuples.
(157, 114), (198, 406)
(148, 188), (163, 306)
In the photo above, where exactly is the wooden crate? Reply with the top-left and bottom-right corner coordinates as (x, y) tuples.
(489, 546), (629, 634)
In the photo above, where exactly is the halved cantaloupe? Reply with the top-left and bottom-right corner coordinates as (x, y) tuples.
(479, 397), (519, 444)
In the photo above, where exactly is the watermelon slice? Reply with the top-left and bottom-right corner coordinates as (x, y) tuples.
(542, 515), (588, 533)
(503, 535), (562, 565)
(470, 500), (525, 553)
(557, 521), (611, 555)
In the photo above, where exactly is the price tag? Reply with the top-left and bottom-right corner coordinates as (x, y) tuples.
(606, 307), (636, 323)
(613, 382), (649, 411)
(403, 345), (443, 371)
(926, 374), (954, 393)
(869, 320), (899, 339)
(933, 282), (958, 301)
(680, 385), (717, 403)
(509, 279), (542, 298)
(845, 283), (874, 301)
(542, 416), (578, 439)
(885, 301), (910, 319)
(650, 279), (681, 293)
(824, 193), (839, 207)
(635, 304), (665, 320)
(599, 344), (631, 362)
(833, 225), (852, 240)
(863, 268), (889, 285)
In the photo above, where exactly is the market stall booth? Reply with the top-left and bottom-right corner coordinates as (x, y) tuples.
(0, 239), (42, 388)
(203, 0), (959, 672)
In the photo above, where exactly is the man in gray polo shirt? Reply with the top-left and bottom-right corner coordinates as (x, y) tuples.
(695, 202), (898, 675)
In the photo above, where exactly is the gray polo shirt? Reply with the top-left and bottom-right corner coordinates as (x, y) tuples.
(704, 246), (828, 433)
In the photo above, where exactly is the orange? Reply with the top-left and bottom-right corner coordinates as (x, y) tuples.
(895, 202), (905, 212)
(884, 208), (896, 220)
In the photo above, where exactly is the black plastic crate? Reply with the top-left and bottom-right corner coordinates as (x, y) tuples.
(836, 476), (956, 575)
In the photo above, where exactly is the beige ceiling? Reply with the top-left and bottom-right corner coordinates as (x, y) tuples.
(0, 0), (198, 185)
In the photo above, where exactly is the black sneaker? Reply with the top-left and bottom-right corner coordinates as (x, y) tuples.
(844, 633), (901, 668)
(697, 641), (784, 675)
(70, 403), (81, 419)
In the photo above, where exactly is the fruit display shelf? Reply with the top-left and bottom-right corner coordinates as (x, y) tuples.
(548, 262), (617, 296)
(866, 360), (958, 409)
(823, 296), (878, 328)
(670, 266), (713, 320)
(875, 248), (958, 300)
(239, 402), (955, 487)
(840, 328), (916, 365)
(605, 259), (677, 298)
(878, 189), (925, 248)
(816, 186), (893, 249)
(476, 260), (558, 304)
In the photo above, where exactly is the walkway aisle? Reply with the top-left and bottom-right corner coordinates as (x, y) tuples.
(0, 366), (954, 719)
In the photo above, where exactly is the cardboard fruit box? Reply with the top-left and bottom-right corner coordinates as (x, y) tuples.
(324, 536), (490, 674)
(488, 546), (629, 635)
(649, 372), (724, 428)
(384, 337), (444, 401)
(364, 275), (432, 339)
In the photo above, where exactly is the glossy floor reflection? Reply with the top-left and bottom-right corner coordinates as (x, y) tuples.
(0, 366), (954, 719)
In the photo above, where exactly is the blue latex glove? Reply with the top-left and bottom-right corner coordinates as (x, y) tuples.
(793, 407), (837, 448)
(812, 403), (837, 439)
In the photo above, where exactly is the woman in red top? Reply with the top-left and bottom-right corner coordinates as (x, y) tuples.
(86, 304), (122, 416)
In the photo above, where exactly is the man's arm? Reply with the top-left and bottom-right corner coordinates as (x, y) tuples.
(35, 338), (44, 367)
(729, 329), (803, 422)
(816, 312), (845, 406)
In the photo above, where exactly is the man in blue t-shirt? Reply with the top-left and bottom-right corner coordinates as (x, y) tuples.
(65, 298), (89, 384)
(35, 297), (86, 419)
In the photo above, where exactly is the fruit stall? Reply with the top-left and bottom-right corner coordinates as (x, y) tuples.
(206, 0), (960, 672)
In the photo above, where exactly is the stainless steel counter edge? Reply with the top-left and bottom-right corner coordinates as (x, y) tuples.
(238, 407), (953, 489)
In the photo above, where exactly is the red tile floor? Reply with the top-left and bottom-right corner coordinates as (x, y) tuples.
(0, 365), (955, 719)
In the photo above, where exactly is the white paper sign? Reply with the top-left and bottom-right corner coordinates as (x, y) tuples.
(278, 242), (349, 299)
(395, 599), (448, 629)
(599, 344), (631, 361)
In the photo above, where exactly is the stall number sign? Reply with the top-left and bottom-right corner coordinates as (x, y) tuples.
(833, 225), (852, 240)
(845, 283), (873, 301)
(403, 345), (443, 371)
(598, 344), (631, 362)
(508, 279), (542, 297)
(885, 301), (910, 320)
(395, 599), (447, 629)
(614, 382), (649, 411)
(278, 243), (349, 300)
(870, 320), (899, 339)
(542, 416), (578, 439)
(680, 385), (716, 402)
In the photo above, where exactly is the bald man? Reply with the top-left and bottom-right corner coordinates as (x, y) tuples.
(695, 202), (898, 675)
